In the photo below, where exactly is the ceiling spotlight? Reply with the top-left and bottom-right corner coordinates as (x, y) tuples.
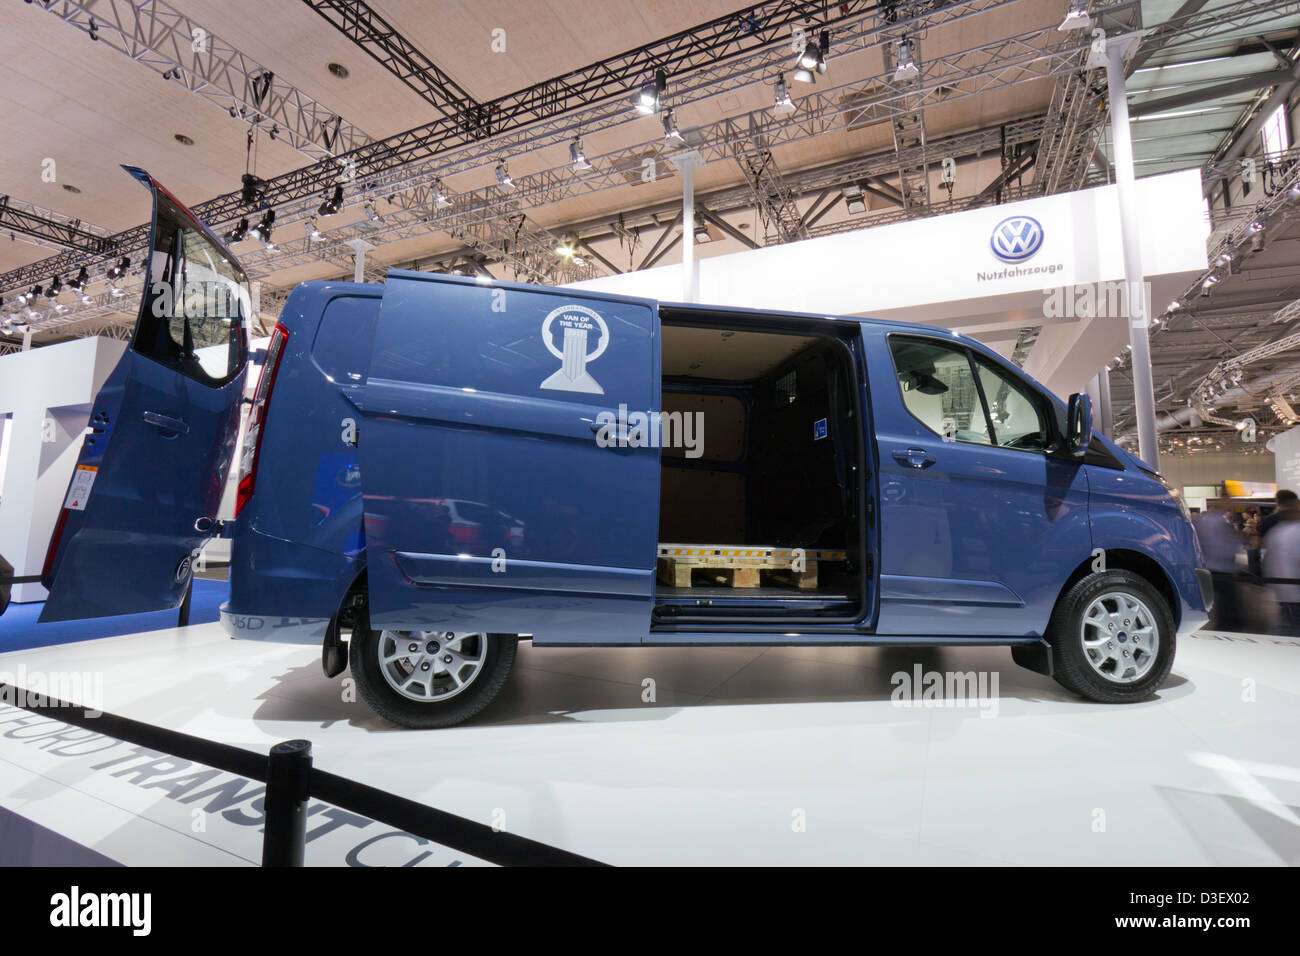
(318, 184), (344, 217)
(570, 137), (592, 171)
(71, 266), (93, 303)
(107, 256), (130, 280)
(694, 225), (711, 243)
(307, 218), (323, 241)
(247, 208), (275, 247)
(227, 218), (249, 243)
(432, 179), (452, 209)
(495, 161), (515, 191)
(663, 110), (685, 147)
(363, 201), (383, 224)
(49, 275), (64, 297)
(794, 30), (829, 83)
(842, 184), (866, 215)
(893, 39), (920, 83)
(555, 234), (581, 259)
(240, 173), (267, 207)
(18, 285), (42, 306)
(772, 75), (796, 116)
(1058, 0), (1092, 31)
(630, 70), (666, 115)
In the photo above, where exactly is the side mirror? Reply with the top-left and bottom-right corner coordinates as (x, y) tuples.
(1066, 391), (1093, 457)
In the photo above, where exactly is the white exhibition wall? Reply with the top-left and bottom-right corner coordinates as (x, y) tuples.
(567, 168), (1208, 398)
(0, 337), (126, 602)
(1271, 425), (1300, 491)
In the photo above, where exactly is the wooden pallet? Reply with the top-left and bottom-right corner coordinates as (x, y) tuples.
(656, 544), (847, 590)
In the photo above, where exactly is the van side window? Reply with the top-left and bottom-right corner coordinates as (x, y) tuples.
(973, 357), (1051, 451)
(888, 337), (992, 445)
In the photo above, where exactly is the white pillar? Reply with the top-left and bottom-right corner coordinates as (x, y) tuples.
(345, 238), (376, 284)
(1105, 32), (1159, 468)
(671, 151), (705, 303)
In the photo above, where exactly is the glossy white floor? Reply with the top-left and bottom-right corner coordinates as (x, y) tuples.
(0, 623), (1297, 866)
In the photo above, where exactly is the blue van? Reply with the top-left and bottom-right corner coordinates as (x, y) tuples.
(40, 171), (1212, 727)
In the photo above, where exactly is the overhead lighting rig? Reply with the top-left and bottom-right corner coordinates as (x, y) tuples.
(570, 137), (592, 171)
(318, 184), (344, 216)
(772, 75), (795, 116)
(1058, 1), (1092, 32)
(662, 110), (685, 147)
(893, 39), (920, 83)
(630, 70), (667, 115)
(793, 30), (829, 83)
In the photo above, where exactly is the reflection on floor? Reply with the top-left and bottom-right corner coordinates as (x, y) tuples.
(0, 624), (1296, 866)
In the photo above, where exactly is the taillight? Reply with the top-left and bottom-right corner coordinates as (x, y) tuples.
(41, 506), (72, 585)
(235, 323), (289, 517)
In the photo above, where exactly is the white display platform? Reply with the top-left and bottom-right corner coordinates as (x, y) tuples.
(0, 625), (1296, 866)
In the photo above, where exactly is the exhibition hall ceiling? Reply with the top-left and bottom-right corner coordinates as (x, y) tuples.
(1, 0), (1299, 445)
(0, 0), (1071, 287)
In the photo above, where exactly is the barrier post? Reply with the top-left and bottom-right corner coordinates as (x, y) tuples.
(262, 739), (313, 866)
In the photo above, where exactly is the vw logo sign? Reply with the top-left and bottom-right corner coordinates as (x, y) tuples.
(990, 215), (1044, 263)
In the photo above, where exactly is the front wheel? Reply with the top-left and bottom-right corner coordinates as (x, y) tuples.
(1047, 570), (1176, 703)
(350, 618), (517, 728)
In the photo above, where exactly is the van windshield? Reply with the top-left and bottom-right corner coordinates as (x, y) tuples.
(134, 192), (249, 386)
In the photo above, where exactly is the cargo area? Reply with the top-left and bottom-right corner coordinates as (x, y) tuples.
(654, 315), (866, 621)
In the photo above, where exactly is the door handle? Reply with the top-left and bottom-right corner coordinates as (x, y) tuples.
(590, 420), (639, 447)
(892, 447), (935, 469)
(143, 410), (189, 436)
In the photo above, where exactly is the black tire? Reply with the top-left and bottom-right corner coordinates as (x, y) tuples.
(349, 613), (517, 728)
(1046, 570), (1176, 703)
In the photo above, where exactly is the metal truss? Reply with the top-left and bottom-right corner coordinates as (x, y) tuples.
(301, 1), (478, 118)
(32, 0), (372, 159)
(1032, 2), (1143, 195)
(236, 111), (1047, 286)
(1, 0), (1028, 294)
(879, 3), (938, 213)
(726, 116), (808, 244)
(450, 208), (599, 285)
(0, 196), (117, 255)
(9, 0), (1294, 337)
(222, 5), (1095, 283)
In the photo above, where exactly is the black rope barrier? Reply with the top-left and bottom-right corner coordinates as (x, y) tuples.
(0, 681), (608, 867)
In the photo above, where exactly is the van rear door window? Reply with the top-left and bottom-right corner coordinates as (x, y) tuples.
(134, 193), (249, 386)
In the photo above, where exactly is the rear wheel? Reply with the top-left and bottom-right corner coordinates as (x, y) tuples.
(349, 617), (517, 728)
(1047, 570), (1175, 703)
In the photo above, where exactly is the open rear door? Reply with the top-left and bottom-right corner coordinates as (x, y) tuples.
(351, 272), (660, 642)
(39, 167), (250, 621)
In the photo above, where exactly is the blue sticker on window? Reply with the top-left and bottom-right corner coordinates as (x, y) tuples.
(813, 418), (827, 440)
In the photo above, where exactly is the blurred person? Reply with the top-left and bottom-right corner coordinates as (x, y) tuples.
(1258, 490), (1298, 538)
(1194, 508), (1244, 630)
(1264, 503), (1300, 635)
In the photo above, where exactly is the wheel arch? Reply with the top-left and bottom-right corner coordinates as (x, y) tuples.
(1056, 548), (1180, 630)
